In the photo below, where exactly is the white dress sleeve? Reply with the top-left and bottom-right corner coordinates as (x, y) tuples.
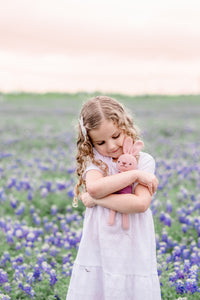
(133, 152), (156, 191)
(137, 152), (155, 174)
(82, 148), (112, 179)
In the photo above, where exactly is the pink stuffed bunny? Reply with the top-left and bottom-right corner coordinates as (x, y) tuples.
(108, 136), (144, 229)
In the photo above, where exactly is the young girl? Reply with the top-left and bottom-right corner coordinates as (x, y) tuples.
(66, 96), (161, 300)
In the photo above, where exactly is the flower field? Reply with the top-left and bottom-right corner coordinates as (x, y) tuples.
(0, 93), (200, 299)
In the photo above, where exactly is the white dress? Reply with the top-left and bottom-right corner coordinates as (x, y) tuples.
(66, 149), (161, 300)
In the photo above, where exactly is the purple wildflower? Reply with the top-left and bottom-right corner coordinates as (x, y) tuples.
(0, 269), (8, 285)
(185, 278), (199, 294)
(10, 197), (18, 209)
(67, 189), (74, 198)
(175, 279), (185, 294)
(49, 269), (57, 286)
(3, 282), (11, 293)
(15, 203), (25, 216)
(51, 205), (57, 215)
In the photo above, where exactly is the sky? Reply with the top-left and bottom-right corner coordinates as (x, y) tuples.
(0, 0), (200, 95)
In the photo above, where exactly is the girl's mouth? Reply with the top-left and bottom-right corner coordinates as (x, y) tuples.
(111, 148), (119, 154)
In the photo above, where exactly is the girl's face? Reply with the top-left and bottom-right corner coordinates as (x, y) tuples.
(89, 119), (125, 160)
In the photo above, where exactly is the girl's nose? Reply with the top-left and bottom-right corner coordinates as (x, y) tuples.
(107, 140), (116, 151)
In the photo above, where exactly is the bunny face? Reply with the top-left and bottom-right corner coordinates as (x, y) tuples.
(117, 154), (137, 172)
(116, 137), (144, 173)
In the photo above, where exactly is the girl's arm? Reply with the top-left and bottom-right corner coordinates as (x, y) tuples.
(86, 169), (158, 199)
(81, 184), (152, 214)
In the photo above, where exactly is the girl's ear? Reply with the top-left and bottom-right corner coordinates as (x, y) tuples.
(131, 140), (144, 155)
(123, 136), (133, 154)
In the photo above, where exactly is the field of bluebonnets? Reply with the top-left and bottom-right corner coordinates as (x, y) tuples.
(0, 92), (200, 300)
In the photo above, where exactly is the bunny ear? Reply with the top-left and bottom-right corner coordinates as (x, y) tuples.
(131, 140), (144, 155)
(123, 136), (133, 154)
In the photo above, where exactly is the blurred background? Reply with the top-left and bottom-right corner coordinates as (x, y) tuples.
(0, 0), (200, 95)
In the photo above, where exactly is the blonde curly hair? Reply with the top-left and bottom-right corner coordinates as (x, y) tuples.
(73, 95), (141, 207)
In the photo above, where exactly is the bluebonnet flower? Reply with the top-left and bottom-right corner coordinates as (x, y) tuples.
(20, 178), (31, 190)
(41, 261), (51, 273)
(67, 189), (74, 198)
(29, 205), (35, 214)
(177, 269), (184, 279)
(50, 246), (60, 257)
(175, 279), (185, 294)
(32, 214), (41, 226)
(67, 167), (75, 174)
(161, 230), (168, 243)
(26, 232), (35, 242)
(56, 179), (67, 190)
(15, 229), (23, 239)
(3, 282), (11, 293)
(43, 216), (49, 223)
(182, 249), (190, 260)
(37, 254), (46, 265)
(26, 272), (35, 284)
(0, 269), (8, 285)
(66, 205), (72, 213)
(15, 242), (22, 250)
(41, 243), (50, 253)
(159, 242), (167, 254)
(10, 196), (18, 208)
(60, 219), (66, 231)
(7, 177), (16, 189)
(0, 294), (11, 300)
(185, 278), (199, 294)
(183, 260), (190, 273)
(25, 247), (32, 256)
(166, 254), (172, 264)
(44, 221), (53, 232)
(0, 218), (6, 231)
(62, 253), (71, 265)
(169, 272), (178, 282)
(45, 181), (52, 192)
(49, 269), (57, 286)
(188, 265), (199, 282)
(190, 253), (199, 265)
(185, 216), (192, 226)
(166, 200), (172, 213)
(33, 264), (41, 280)
(23, 283), (35, 296)
(173, 246), (181, 259)
(15, 203), (25, 216)
(52, 224), (59, 234)
(6, 231), (14, 244)
(27, 190), (32, 201)
(182, 224), (188, 234)
(1, 252), (10, 266)
(164, 213), (171, 227)
(15, 254), (24, 264)
(41, 187), (48, 197)
(51, 205), (57, 215)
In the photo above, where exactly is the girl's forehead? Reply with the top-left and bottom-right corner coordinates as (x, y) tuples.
(89, 119), (119, 140)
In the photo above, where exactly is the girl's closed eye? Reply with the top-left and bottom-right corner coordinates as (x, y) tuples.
(113, 133), (120, 139)
(97, 141), (105, 146)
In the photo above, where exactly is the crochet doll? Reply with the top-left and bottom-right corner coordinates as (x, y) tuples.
(108, 136), (144, 229)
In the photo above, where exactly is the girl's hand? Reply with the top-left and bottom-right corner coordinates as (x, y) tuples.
(136, 171), (159, 196)
(80, 192), (97, 208)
